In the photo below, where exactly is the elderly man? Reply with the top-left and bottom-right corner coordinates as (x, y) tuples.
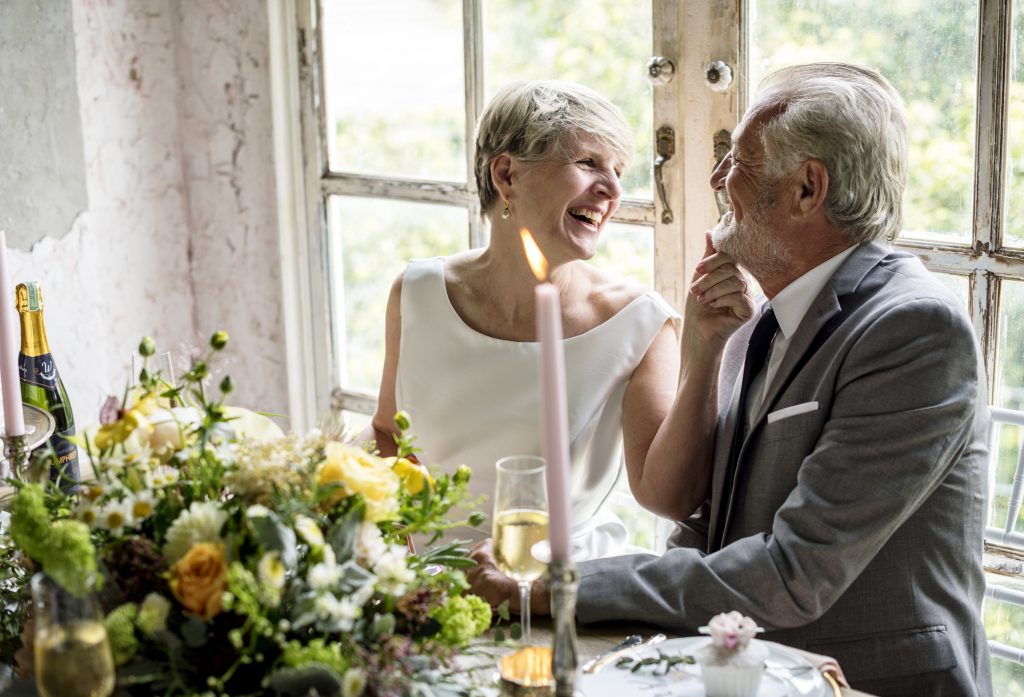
(469, 63), (991, 696)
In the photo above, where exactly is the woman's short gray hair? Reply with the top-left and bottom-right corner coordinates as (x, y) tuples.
(754, 63), (909, 243)
(473, 80), (633, 215)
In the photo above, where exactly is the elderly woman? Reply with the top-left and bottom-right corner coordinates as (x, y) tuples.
(371, 80), (685, 559)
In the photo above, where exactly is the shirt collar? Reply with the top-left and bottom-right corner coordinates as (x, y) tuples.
(768, 245), (858, 340)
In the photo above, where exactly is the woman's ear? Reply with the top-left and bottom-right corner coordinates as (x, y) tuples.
(490, 154), (514, 202)
(793, 158), (829, 218)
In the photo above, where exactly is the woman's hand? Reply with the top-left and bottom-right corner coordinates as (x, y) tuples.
(467, 539), (550, 616)
(686, 233), (755, 349)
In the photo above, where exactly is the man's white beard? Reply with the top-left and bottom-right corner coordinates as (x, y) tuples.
(710, 204), (790, 281)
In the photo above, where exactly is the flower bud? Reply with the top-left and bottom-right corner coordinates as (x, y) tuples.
(393, 410), (411, 432)
(453, 464), (472, 486)
(467, 511), (487, 528)
(219, 376), (234, 395)
(210, 331), (229, 351)
(139, 336), (157, 357)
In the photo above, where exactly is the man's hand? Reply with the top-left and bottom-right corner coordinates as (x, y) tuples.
(467, 539), (551, 617)
(686, 233), (756, 349)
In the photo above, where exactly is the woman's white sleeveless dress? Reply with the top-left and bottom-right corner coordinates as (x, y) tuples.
(396, 258), (680, 558)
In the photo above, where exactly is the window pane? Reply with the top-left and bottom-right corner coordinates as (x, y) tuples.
(328, 196), (468, 393)
(933, 272), (970, 309)
(748, 0), (978, 244)
(322, 0), (466, 180)
(983, 575), (1024, 697)
(484, 1), (653, 198)
(1005, 2), (1024, 248)
(591, 221), (654, 288)
(996, 279), (1024, 412)
(988, 420), (1024, 535)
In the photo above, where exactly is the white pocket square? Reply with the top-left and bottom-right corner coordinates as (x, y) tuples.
(767, 401), (819, 424)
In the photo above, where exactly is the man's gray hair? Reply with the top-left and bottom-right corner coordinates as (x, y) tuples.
(755, 63), (909, 243)
(473, 80), (633, 215)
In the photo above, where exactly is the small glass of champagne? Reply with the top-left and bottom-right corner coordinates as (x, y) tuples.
(31, 573), (115, 697)
(493, 455), (549, 645)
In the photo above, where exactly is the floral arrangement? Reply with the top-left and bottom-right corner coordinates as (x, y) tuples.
(0, 332), (492, 697)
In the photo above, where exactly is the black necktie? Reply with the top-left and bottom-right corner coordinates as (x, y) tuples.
(737, 307), (779, 422)
(716, 307), (778, 550)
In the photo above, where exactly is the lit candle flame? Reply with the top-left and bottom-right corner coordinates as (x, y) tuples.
(519, 228), (548, 282)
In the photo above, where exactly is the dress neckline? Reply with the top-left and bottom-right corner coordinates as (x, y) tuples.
(423, 257), (652, 346)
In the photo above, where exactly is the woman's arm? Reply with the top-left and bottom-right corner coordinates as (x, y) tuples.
(622, 237), (754, 520)
(367, 272), (405, 457)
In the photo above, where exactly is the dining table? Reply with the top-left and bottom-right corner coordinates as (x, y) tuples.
(464, 618), (878, 697)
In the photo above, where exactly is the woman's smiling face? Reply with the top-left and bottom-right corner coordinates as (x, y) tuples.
(512, 134), (624, 264)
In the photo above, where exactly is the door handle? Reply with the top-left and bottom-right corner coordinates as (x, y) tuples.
(654, 125), (675, 224)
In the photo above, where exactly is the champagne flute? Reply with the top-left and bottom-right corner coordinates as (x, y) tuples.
(493, 455), (549, 645)
(31, 573), (115, 697)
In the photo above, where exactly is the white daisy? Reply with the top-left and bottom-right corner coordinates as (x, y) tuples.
(98, 498), (134, 536)
(342, 667), (367, 697)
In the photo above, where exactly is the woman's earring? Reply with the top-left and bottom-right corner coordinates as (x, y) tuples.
(501, 199), (511, 220)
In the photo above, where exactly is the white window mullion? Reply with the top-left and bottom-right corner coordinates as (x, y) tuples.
(464, 0), (485, 248)
(973, 0), (1013, 256)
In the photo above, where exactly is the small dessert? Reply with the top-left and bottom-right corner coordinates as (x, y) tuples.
(695, 611), (768, 697)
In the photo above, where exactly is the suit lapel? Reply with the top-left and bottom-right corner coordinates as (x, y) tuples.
(712, 242), (891, 549)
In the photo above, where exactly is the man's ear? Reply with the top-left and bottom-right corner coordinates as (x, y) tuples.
(490, 154), (514, 202)
(793, 158), (829, 218)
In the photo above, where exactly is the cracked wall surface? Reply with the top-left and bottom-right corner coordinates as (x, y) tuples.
(0, 0), (89, 250)
(3, 0), (287, 429)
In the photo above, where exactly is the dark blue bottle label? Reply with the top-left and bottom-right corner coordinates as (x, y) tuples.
(20, 352), (58, 390)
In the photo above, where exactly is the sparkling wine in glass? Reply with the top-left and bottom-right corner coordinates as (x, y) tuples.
(493, 455), (549, 645)
(31, 573), (115, 697)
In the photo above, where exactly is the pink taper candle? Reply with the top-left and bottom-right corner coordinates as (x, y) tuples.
(0, 231), (24, 436)
(521, 229), (571, 562)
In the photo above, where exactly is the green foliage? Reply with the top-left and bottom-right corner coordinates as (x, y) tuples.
(103, 602), (139, 666)
(428, 594), (492, 647)
(8, 484), (97, 598)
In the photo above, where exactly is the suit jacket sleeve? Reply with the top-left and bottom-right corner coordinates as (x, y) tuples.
(576, 297), (982, 632)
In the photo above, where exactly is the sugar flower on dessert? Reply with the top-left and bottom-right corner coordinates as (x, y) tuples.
(699, 611), (765, 651)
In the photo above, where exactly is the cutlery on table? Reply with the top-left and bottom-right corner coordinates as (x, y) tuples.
(581, 633), (667, 674)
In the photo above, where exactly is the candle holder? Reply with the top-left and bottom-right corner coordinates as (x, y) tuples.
(549, 559), (580, 697)
(0, 404), (55, 481)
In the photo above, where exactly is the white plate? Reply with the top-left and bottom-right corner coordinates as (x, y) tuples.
(577, 636), (831, 697)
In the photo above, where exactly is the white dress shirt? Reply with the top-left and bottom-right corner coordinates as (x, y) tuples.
(746, 245), (858, 424)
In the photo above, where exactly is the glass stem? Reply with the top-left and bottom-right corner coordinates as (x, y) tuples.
(519, 580), (532, 644)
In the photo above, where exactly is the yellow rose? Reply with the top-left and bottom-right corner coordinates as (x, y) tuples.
(169, 542), (228, 619)
(391, 457), (434, 496)
(317, 443), (400, 522)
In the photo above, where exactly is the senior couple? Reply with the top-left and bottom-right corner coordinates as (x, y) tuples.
(370, 62), (991, 696)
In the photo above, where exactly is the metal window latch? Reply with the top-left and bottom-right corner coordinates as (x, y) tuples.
(654, 125), (675, 224)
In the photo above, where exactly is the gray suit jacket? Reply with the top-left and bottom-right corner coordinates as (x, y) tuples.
(577, 243), (992, 696)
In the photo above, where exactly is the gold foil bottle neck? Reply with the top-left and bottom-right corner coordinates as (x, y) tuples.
(16, 282), (43, 313)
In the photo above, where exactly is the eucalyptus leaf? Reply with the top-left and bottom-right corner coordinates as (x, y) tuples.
(327, 499), (365, 563)
(180, 616), (208, 648)
(337, 560), (375, 595)
(248, 509), (298, 568)
(267, 662), (342, 697)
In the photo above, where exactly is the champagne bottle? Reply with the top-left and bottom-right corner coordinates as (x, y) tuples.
(16, 282), (79, 485)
